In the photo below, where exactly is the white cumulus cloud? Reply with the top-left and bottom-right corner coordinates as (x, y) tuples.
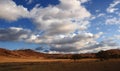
(30, 0), (91, 35)
(0, 0), (29, 21)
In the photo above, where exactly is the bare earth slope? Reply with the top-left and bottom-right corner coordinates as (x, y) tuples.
(0, 48), (120, 63)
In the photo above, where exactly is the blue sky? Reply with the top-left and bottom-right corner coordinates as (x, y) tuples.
(0, 0), (120, 53)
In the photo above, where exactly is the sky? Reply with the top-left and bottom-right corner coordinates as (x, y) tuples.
(0, 0), (120, 53)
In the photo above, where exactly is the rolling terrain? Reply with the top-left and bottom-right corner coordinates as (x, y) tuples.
(0, 48), (120, 71)
(0, 48), (120, 62)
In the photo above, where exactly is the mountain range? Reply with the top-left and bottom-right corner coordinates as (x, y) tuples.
(0, 48), (120, 59)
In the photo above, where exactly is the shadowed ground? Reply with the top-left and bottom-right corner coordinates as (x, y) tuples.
(0, 59), (120, 71)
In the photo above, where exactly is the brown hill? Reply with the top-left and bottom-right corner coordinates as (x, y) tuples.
(13, 49), (45, 58)
(0, 48), (45, 58)
(0, 48), (16, 57)
(80, 53), (96, 58)
(0, 48), (120, 59)
(106, 49), (120, 54)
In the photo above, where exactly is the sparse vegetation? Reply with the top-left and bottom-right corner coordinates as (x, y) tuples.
(96, 50), (110, 61)
(96, 50), (120, 61)
(71, 54), (82, 61)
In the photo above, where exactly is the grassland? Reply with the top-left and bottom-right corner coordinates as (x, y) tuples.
(0, 59), (120, 71)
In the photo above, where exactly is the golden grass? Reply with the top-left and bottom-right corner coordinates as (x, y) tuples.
(0, 56), (98, 63)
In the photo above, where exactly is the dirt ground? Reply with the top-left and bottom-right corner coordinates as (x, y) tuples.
(0, 58), (120, 71)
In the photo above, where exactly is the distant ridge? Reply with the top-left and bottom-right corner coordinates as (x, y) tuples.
(106, 49), (120, 54)
(0, 48), (120, 59)
(0, 48), (45, 58)
(0, 48), (16, 57)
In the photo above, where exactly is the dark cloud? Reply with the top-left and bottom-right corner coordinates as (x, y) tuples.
(79, 39), (119, 53)
(35, 47), (43, 50)
(49, 45), (80, 52)
(0, 27), (31, 41)
(51, 33), (94, 44)
(41, 39), (119, 53)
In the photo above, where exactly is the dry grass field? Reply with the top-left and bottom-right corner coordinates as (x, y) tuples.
(0, 59), (120, 71)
